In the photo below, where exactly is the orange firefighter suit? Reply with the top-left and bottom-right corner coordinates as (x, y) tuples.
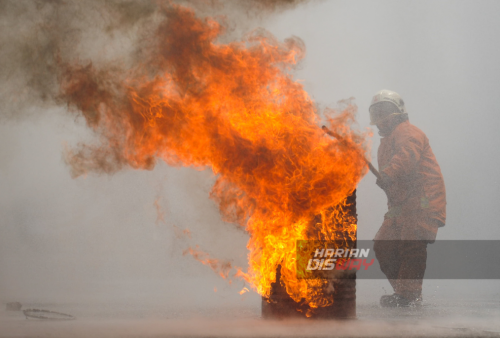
(373, 120), (446, 300)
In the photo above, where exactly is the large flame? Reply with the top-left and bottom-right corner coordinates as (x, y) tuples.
(59, 4), (368, 308)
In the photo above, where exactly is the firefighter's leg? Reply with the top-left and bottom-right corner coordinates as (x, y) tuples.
(373, 218), (401, 292)
(394, 239), (427, 300)
(395, 214), (430, 300)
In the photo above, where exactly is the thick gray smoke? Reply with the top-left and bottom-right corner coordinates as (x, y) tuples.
(0, 0), (310, 120)
(0, 0), (152, 118)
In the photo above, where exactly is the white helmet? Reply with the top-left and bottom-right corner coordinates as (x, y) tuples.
(369, 89), (408, 125)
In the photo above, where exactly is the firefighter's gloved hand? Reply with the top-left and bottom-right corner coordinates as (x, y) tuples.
(376, 173), (391, 190)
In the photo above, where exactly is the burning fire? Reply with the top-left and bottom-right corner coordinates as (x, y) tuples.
(59, 4), (368, 309)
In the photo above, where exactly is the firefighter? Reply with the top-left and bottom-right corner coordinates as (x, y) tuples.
(370, 89), (446, 307)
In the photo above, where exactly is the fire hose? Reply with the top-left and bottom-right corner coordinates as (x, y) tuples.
(321, 125), (382, 181)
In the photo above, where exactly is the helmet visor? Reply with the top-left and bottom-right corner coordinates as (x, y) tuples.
(369, 101), (401, 125)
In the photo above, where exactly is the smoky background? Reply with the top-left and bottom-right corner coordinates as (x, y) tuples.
(0, 0), (499, 317)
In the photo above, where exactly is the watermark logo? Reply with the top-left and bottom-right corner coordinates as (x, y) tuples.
(297, 240), (500, 279)
(305, 248), (374, 271)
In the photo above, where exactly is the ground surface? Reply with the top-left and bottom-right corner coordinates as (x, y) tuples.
(1, 298), (499, 338)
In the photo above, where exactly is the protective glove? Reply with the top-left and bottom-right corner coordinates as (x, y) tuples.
(376, 173), (391, 191)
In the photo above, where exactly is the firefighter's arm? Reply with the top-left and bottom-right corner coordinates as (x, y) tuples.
(379, 132), (424, 187)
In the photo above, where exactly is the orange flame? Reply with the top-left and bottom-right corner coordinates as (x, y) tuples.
(183, 246), (233, 280)
(58, 4), (368, 307)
